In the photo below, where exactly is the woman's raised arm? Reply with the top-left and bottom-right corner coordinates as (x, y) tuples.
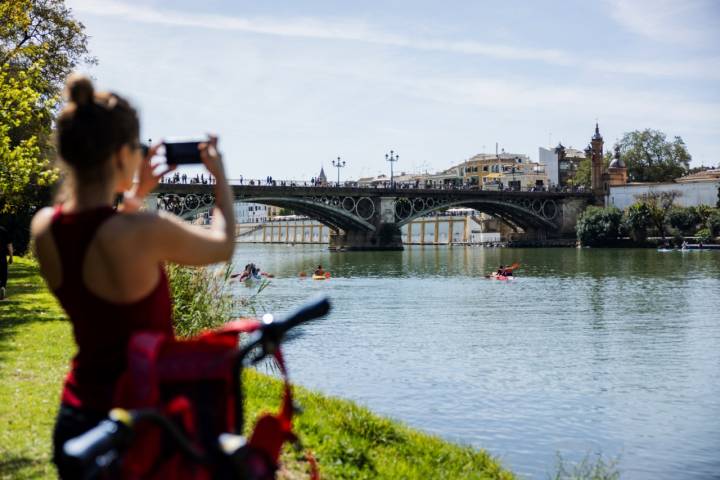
(144, 136), (236, 266)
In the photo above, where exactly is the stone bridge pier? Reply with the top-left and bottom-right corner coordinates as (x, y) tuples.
(328, 197), (404, 250)
(152, 184), (595, 251)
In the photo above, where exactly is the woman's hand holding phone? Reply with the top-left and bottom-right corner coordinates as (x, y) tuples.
(123, 143), (175, 212)
(199, 135), (224, 178)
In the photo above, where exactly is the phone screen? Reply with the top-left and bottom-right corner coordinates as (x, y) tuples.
(164, 141), (202, 165)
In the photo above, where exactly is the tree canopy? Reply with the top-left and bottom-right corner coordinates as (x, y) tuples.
(1, 0), (95, 97)
(0, 64), (57, 213)
(616, 129), (691, 183)
(1, 0), (93, 254)
(1, 0), (93, 216)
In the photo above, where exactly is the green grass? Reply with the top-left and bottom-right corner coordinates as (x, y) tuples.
(0, 258), (514, 479)
(245, 370), (515, 479)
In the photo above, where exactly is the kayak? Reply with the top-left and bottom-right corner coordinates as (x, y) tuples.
(241, 273), (262, 284)
(312, 274), (327, 280)
(485, 273), (513, 280)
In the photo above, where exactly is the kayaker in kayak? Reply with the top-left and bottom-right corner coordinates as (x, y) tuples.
(495, 265), (513, 277)
(238, 263), (262, 282)
(314, 264), (325, 276)
(237, 263), (252, 281)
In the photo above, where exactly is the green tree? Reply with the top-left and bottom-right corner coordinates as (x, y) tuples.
(1, 0), (93, 250)
(616, 129), (691, 182)
(0, 64), (57, 214)
(706, 210), (720, 238)
(576, 206), (622, 246)
(1, 0), (95, 98)
(634, 190), (680, 239)
(571, 152), (610, 189)
(623, 203), (652, 243)
(668, 206), (700, 235)
(573, 158), (591, 188)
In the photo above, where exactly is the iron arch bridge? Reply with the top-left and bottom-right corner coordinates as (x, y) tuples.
(152, 184), (594, 250)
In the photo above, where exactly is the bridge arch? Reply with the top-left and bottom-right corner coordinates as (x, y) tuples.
(395, 198), (560, 232)
(238, 196), (376, 232)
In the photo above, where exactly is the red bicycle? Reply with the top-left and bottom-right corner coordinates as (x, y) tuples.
(64, 296), (331, 479)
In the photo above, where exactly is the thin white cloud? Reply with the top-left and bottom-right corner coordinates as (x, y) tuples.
(68, 0), (570, 64)
(67, 0), (720, 79)
(385, 74), (720, 129)
(607, 0), (720, 45)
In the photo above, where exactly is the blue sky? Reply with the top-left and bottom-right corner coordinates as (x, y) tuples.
(65, 0), (720, 181)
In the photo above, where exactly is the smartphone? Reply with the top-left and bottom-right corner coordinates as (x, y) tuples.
(164, 141), (203, 165)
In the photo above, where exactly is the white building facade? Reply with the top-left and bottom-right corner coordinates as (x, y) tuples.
(607, 181), (720, 210)
(538, 147), (559, 186)
(234, 202), (270, 223)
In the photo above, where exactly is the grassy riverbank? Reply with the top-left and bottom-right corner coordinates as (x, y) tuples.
(0, 257), (514, 479)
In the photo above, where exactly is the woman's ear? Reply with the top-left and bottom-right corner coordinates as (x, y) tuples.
(113, 144), (135, 192)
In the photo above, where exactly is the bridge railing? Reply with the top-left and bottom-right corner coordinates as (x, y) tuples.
(158, 176), (590, 194)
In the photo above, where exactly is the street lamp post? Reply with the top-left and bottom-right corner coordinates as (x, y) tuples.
(332, 156), (346, 187)
(385, 150), (399, 188)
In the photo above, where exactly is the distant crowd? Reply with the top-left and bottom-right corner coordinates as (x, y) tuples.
(161, 171), (589, 193)
(161, 172), (216, 185)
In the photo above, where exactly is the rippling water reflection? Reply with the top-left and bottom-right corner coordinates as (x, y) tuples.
(231, 245), (720, 479)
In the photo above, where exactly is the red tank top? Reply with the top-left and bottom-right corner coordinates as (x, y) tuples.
(51, 206), (174, 411)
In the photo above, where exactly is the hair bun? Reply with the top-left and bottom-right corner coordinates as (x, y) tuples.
(65, 73), (94, 107)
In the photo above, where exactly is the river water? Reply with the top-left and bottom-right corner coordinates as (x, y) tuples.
(230, 245), (720, 479)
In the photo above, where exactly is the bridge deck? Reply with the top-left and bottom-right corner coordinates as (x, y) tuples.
(156, 183), (594, 200)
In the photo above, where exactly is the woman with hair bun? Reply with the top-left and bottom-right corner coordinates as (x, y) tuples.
(30, 73), (235, 479)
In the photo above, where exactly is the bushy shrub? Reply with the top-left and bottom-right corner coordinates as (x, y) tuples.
(706, 210), (720, 237)
(576, 206), (623, 246)
(667, 207), (700, 235)
(695, 204), (713, 224)
(623, 203), (652, 243)
(696, 228), (712, 244)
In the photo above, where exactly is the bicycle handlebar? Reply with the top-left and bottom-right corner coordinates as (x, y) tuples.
(64, 411), (132, 466)
(262, 295), (330, 340)
(241, 296), (330, 360)
(65, 409), (207, 468)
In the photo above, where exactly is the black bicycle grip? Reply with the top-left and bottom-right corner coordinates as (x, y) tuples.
(276, 295), (331, 330)
(64, 419), (130, 465)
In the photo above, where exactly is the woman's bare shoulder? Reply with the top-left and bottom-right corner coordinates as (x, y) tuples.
(101, 210), (184, 243)
(30, 207), (56, 238)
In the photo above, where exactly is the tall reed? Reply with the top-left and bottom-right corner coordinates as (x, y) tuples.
(167, 263), (234, 338)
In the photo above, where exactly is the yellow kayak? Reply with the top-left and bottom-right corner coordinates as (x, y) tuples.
(312, 274), (328, 280)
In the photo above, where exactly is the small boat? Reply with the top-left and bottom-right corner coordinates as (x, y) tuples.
(485, 262), (520, 280)
(485, 273), (513, 280)
(682, 244), (720, 251)
(241, 273), (263, 286)
(312, 274), (327, 280)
